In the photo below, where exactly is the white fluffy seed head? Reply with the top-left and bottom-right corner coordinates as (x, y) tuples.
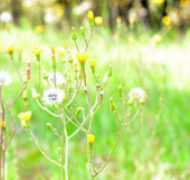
(0, 71), (12, 87)
(128, 88), (147, 104)
(42, 88), (64, 105)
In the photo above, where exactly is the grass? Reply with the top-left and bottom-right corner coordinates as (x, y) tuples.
(0, 24), (190, 179)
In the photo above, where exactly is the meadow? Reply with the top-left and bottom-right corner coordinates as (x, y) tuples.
(0, 23), (190, 180)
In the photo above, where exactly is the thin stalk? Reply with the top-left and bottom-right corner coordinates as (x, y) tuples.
(38, 61), (41, 94)
(0, 88), (5, 180)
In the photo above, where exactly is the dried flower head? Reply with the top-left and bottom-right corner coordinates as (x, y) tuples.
(42, 88), (64, 105)
(0, 71), (12, 87)
(128, 88), (147, 105)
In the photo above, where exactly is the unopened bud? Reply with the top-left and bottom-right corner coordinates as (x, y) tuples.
(84, 87), (88, 94)
(99, 91), (104, 99)
(80, 26), (85, 35)
(96, 83), (100, 91)
(110, 98), (116, 111)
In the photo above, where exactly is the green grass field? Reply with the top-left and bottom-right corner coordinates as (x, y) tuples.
(0, 25), (190, 180)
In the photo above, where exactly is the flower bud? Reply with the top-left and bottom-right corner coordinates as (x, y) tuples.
(88, 11), (94, 21)
(96, 83), (100, 91)
(110, 98), (116, 111)
(87, 133), (95, 145)
(46, 122), (53, 131)
(84, 87), (88, 94)
(80, 26), (85, 35)
(99, 91), (104, 99)
(1, 121), (6, 129)
(118, 85), (122, 97)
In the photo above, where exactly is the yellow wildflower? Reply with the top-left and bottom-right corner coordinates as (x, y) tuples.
(162, 16), (171, 26)
(18, 111), (32, 123)
(7, 45), (14, 54)
(87, 134), (95, 145)
(18, 46), (24, 53)
(89, 60), (95, 68)
(23, 90), (27, 100)
(88, 11), (94, 21)
(34, 25), (44, 34)
(33, 47), (44, 57)
(76, 52), (89, 63)
(95, 16), (103, 26)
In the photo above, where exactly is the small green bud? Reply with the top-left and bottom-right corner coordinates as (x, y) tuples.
(75, 107), (83, 117)
(46, 122), (53, 131)
(110, 98), (116, 111)
(118, 85), (122, 97)
(80, 26), (85, 35)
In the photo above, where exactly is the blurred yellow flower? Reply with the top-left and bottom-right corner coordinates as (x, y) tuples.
(162, 16), (171, 26)
(34, 25), (44, 34)
(18, 46), (24, 53)
(95, 16), (103, 26)
(23, 90), (27, 100)
(1, 121), (6, 129)
(7, 45), (14, 54)
(116, 16), (122, 24)
(33, 47), (44, 57)
(89, 60), (95, 68)
(87, 134), (95, 144)
(88, 11), (94, 21)
(18, 111), (32, 123)
(152, 34), (162, 45)
(76, 52), (89, 63)
(151, 0), (164, 5)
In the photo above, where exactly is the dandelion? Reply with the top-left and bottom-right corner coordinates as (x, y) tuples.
(18, 46), (24, 53)
(34, 25), (44, 34)
(89, 60), (95, 68)
(48, 72), (65, 86)
(128, 88), (147, 105)
(87, 134), (95, 145)
(0, 71), (12, 87)
(7, 45), (14, 54)
(76, 52), (89, 63)
(33, 46), (44, 60)
(95, 16), (103, 26)
(88, 11), (94, 21)
(42, 88), (64, 105)
(18, 111), (32, 123)
(162, 16), (171, 27)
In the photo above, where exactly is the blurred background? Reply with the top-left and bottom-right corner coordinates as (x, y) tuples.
(0, 0), (190, 180)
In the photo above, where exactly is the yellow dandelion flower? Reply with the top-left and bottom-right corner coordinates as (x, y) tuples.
(87, 134), (95, 145)
(88, 11), (94, 21)
(89, 60), (95, 68)
(34, 25), (44, 34)
(95, 16), (103, 26)
(76, 52), (89, 63)
(18, 111), (32, 123)
(7, 45), (14, 54)
(162, 16), (171, 26)
(33, 47), (44, 57)
(18, 46), (24, 53)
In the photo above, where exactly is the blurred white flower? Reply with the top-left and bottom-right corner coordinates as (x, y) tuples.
(0, 11), (12, 23)
(128, 88), (147, 104)
(74, 1), (92, 15)
(44, 11), (56, 24)
(0, 71), (12, 87)
(43, 88), (64, 105)
(48, 72), (65, 86)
